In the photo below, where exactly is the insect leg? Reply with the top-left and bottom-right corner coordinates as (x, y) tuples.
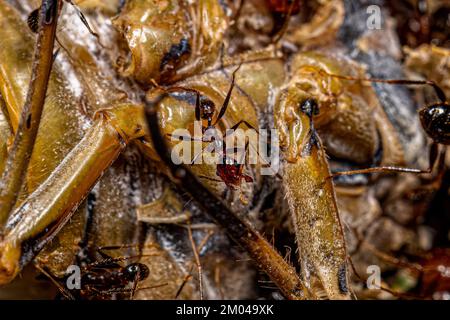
(330, 142), (446, 178)
(213, 64), (242, 126)
(275, 91), (350, 299)
(136, 188), (192, 224)
(0, 0), (61, 224)
(317, 70), (447, 103)
(0, 103), (147, 285)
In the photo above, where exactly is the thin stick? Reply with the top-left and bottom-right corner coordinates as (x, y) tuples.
(187, 224), (204, 300)
(0, 0), (61, 225)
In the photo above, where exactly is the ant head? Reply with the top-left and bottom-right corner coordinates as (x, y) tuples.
(300, 99), (320, 118)
(125, 263), (149, 281)
(199, 96), (216, 120)
(419, 103), (449, 145)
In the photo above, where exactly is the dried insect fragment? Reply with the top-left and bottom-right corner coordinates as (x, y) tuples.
(113, 0), (230, 85)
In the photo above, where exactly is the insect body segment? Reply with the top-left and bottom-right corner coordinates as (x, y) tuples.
(113, 0), (230, 85)
(275, 84), (350, 299)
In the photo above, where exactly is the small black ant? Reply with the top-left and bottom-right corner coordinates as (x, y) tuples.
(35, 244), (165, 300)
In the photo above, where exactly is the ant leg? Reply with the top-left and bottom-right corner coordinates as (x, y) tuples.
(213, 64), (242, 126)
(187, 224), (204, 300)
(318, 70), (447, 103)
(87, 254), (157, 269)
(331, 143), (444, 179)
(331, 166), (427, 178)
(98, 283), (168, 296)
(227, 119), (260, 134)
(96, 243), (159, 258)
(236, 141), (250, 177)
(34, 263), (76, 300)
(222, 119), (259, 163)
(195, 91), (200, 121)
(191, 139), (218, 165)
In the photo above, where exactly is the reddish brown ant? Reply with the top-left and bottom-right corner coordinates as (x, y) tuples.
(167, 65), (264, 198)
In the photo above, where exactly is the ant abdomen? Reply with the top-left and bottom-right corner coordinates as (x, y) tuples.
(419, 103), (450, 145)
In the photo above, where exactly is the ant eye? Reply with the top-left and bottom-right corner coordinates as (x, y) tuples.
(300, 99), (319, 117)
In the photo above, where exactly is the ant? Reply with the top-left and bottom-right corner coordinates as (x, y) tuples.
(167, 65), (264, 199)
(318, 71), (449, 179)
(35, 245), (164, 300)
